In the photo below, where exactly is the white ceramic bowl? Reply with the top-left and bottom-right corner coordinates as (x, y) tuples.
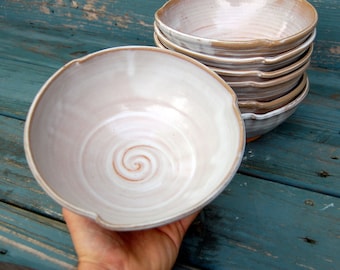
(238, 73), (307, 114)
(24, 46), (245, 231)
(210, 45), (313, 82)
(225, 60), (309, 101)
(154, 25), (316, 71)
(155, 0), (317, 57)
(242, 75), (309, 140)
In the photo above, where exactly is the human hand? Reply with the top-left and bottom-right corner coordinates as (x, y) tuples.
(63, 208), (199, 270)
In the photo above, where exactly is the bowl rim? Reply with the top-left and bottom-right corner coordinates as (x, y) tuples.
(154, 24), (317, 66)
(210, 45), (313, 79)
(241, 75), (309, 120)
(155, 0), (318, 50)
(24, 45), (246, 230)
(225, 60), (310, 88)
(238, 73), (307, 110)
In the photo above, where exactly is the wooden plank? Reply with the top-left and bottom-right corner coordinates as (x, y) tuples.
(0, 1), (339, 270)
(0, 115), (62, 220)
(1, 1), (340, 119)
(1, 174), (339, 270)
(309, 0), (340, 71)
(178, 174), (340, 270)
(0, 20), (153, 119)
(1, 0), (339, 71)
(0, 15), (156, 118)
(1, 113), (339, 269)
(1, 106), (339, 270)
(0, 202), (77, 270)
(0, 0), (156, 44)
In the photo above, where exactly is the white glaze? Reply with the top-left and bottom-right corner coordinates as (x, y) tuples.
(242, 76), (309, 138)
(24, 46), (245, 230)
(155, 0), (318, 56)
(154, 24), (316, 71)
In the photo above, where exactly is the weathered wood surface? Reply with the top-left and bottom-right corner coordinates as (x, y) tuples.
(2, 173), (340, 270)
(0, 202), (76, 270)
(1, 0), (340, 269)
(179, 174), (340, 270)
(1, 0), (339, 118)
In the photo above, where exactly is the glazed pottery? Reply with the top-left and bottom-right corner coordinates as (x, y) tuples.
(155, 0), (317, 57)
(24, 46), (245, 231)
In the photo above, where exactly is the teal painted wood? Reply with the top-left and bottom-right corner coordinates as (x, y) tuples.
(1, 0), (340, 269)
(0, 20), (152, 120)
(1, 0), (339, 120)
(1, 111), (339, 269)
(1, 0), (339, 71)
(178, 174), (340, 270)
(1, 170), (340, 270)
(309, 0), (340, 71)
(0, 202), (77, 270)
(0, 116), (63, 220)
(0, 0), (157, 46)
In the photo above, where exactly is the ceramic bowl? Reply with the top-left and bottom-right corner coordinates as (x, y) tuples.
(242, 75), (309, 140)
(154, 25), (316, 71)
(155, 0), (317, 57)
(24, 46), (245, 231)
(210, 45), (313, 82)
(238, 73), (307, 114)
(225, 60), (309, 101)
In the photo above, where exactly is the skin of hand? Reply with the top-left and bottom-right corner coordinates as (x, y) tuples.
(63, 208), (199, 270)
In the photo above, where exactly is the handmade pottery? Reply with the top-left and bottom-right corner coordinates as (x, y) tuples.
(24, 46), (245, 231)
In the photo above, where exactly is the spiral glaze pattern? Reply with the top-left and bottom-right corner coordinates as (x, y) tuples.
(113, 145), (158, 182)
(79, 109), (196, 208)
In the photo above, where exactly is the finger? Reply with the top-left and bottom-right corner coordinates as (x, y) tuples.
(178, 210), (200, 232)
(156, 210), (200, 252)
(62, 208), (103, 253)
(62, 208), (94, 233)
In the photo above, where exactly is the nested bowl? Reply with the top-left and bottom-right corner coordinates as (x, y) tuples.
(242, 75), (309, 139)
(155, 0), (317, 57)
(210, 45), (313, 82)
(225, 61), (308, 102)
(154, 25), (316, 71)
(24, 46), (245, 231)
(238, 73), (307, 114)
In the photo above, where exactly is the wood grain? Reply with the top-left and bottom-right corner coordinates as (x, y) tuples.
(0, 202), (76, 270)
(179, 174), (340, 270)
(1, 0), (340, 269)
(0, 116), (62, 220)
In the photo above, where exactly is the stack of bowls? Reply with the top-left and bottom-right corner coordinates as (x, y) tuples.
(154, 0), (318, 141)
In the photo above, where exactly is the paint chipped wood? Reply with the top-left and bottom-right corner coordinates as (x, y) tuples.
(0, 202), (76, 269)
(0, 0), (340, 269)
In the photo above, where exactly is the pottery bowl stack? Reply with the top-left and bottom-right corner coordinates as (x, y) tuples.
(154, 0), (318, 140)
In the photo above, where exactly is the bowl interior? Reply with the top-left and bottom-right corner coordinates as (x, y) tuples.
(24, 46), (245, 230)
(156, 0), (317, 43)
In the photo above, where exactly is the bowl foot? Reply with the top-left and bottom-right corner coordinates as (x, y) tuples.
(246, 135), (261, 143)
